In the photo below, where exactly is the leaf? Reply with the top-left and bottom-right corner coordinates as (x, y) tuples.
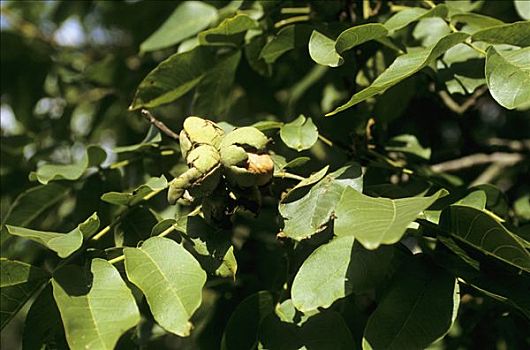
(251, 120), (284, 131)
(29, 145), (106, 185)
(6, 213), (99, 258)
(221, 291), (274, 350)
(101, 175), (167, 206)
(515, 0), (530, 20)
(198, 14), (257, 46)
(258, 311), (355, 349)
(385, 134), (431, 160)
(485, 47), (530, 110)
(124, 236), (206, 336)
(439, 205), (530, 272)
(279, 115), (318, 151)
(413, 18), (451, 47)
(291, 236), (397, 312)
(383, 4), (448, 32)
(0, 259), (49, 329)
(279, 165), (363, 241)
(450, 13), (504, 34)
(23, 284), (67, 350)
(192, 50), (241, 115)
(1, 183), (68, 248)
(259, 24), (312, 64)
(283, 157), (311, 169)
(472, 21), (530, 46)
(334, 189), (444, 249)
(514, 194), (530, 221)
(130, 46), (222, 110)
(362, 257), (459, 350)
(335, 23), (388, 54)
(114, 125), (161, 153)
(308, 30), (344, 67)
(140, 1), (218, 52)
(326, 32), (469, 116)
(281, 165), (329, 197)
(52, 259), (140, 350)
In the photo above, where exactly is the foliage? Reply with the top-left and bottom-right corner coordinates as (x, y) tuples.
(1, 1), (529, 349)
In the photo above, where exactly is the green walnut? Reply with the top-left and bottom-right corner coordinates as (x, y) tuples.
(220, 127), (274, 187)
(168, 144), (221, 204)
(179, 116), (224, 158)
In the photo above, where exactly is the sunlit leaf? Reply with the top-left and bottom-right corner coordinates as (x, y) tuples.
(198, 14), (257, 46)
(472, 21), (530, 46)
(335, 189), (444, 249)
(0, 259), (49, 329)
(114, 125), (161, 153)
(52, 259), (140, 350)
(101, 176), (167, 206)
(308, 30), (343, 67)
(515, 0), (530, 20)
(124, 236), (206, 336)
(259, 24), (312, 64)
(140, 1), (218, 52)
(384, 4), (448, 32)
(335, 23), (388, 54)
(385, 134), (431, 160)
(485, 47), (530, 110)
(280, 115), (318, 151)
(7, 213), (99, 258)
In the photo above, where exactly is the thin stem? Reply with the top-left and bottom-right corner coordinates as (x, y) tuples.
(447, 22), (487, 56)
(108, 255), (125, 265)
(140, 109), (180, 141)
(280, 7), (310, 15)
(92, 225), (111, 241)
(274, 172), (305, 181)
(109, 159), (131, 169)
(318, 134), (334, 147)
(274, 15), (310, 28)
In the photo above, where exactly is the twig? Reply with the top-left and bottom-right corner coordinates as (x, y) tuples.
(140, 109), (179, 141)
(430, 152), (524, 173)
(274, 172), (305, 181)
(484, 138), (530, 152)
(274, 15), (310, 28)
(438, 86), (488, 115)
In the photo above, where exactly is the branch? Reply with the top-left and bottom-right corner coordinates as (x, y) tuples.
(140, 109), (179, 141)
(430, 152), (524, 173)
(438, 86), (488, 115)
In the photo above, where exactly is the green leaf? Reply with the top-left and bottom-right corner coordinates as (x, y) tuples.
(485, 47), (530, 110)
(101, 175), (167, 206)
(52, 259), (140, 350)
(259, 311), (355, 349)
(0, 259), (49, 329)
(440, 205), (530, 272)
(6, 213), (99, 258)
(198, 14), (258, 46)
(413, 18), (451, 47)
(29, 145), (106, 185)
(114, 125), (161, 153)
(335, 23), (388, 54)
(124, 236), (206, 336)
(221, 291), (274, 350)
(334, 189), (444, 249)
(451, 13), (504, 34)
(259, 24), (312, 64)
(281, 165), (329, 197)
(384, 4), (448, 32)
(279, 115), (318, 151)
(1, 183), (68, 249)
(362, 257), (459, 350)
(472, 21), (530, 46)
(192, 50), (241, 115)
(326, 32), (469, 116)
(514, 194), (530, 221)
(385, 134), (431, 160)
(291, 236), (397, 312)
(283, 156), (311, 169)
(251, 120), (284, 131)
(515, 0), (530, 20)
(308, 30), (344, 67)
(130, 46), (224, 110)
(279, 165), (363, 241)
(140, 1), (218, 52)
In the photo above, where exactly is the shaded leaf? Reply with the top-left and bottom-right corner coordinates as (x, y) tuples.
(6, 213), (99, 258)
(259, 24), (312, 64)
(280, 115), (318, 151)
(279, 165), (363, 241)
(291, 236), (397, 312)
(384, 4), (448, 32)
(385, 134), (431, 160)
(101, 176), (167, 206)
(326, 33), (469, 115)
(308, 30), (343, 67)
(29, 145), (106, 185)
(485, 47), (530, 110)
(140, 1), (218, 52)
(52, 259), (140, 350)
(335, 189), (444, 249)
(221, 291), (273, 350)
(130, 46), (223, 110)
(283, 157), (311, 169)
(472, 21), (530, 46)
(124, 236), (206, 336)
(335, 23), (388, 54)
(0, 259), (49, 329)
(439, 205), (530, 272)
(281, 166), (329, 197)
(451, 13), (504, 34)
(114, 125), (161, 153)
(363, 257), (459, 350)
(198, 14), (257, 46)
